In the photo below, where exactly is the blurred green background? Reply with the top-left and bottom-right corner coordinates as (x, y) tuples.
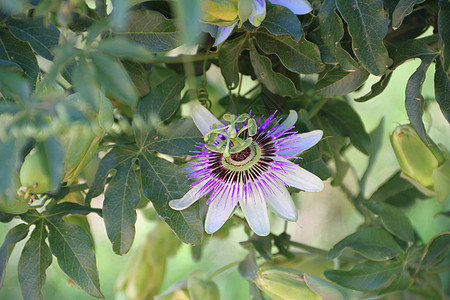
(1, 57), (449, 299)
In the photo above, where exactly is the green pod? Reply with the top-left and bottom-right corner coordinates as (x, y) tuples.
(202, 0), (239, 26)
(254, 267), (320, 300)
(390, 125), (444, 190)
(62, 126), (101, 185)
(19, 149), (52, 194)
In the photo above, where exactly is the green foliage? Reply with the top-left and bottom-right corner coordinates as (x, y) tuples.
(0, 0), (449, 299)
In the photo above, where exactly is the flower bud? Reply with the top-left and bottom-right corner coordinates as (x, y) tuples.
(254, 267), (320, 300)
(390, 125), (444, 191)
(202, 0), (239, 26)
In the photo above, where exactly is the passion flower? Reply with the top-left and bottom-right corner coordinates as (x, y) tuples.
(170, 104), (324, 236)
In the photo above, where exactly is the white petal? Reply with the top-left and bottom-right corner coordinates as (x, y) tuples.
(213, 23), (237, 46)
(239, 183), (270, 236)
(268, 0), (312, 15)
(277, 130), (323, 157)
(191, 102), (221, 136)
(205, 190), (236, 234)
(249, 0), (266, 26)
(169, 181), (207, 210)
(264, 182), (298, 221)
(275, 157), (324, 192)
(272, 109), (298, 136)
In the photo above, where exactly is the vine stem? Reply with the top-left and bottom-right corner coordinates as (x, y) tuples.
(208, 261), (241, 281)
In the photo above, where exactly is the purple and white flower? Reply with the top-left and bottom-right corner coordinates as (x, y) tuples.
(214, 0), (313, 46)
(170, 103), (324, 236)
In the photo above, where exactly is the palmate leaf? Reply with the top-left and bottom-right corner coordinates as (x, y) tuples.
(318, 0), (358, 71)
(315, 66), (369, 98)
(254, 30), (324, 74)
(336, 0), (390, 75)
(218, 33), (248, 89)
(18, 219), (52, 300)
(120, 9), (181, 53)
(260, 3), (302, 41)
(46, 216), (104, 298)
(138, 152), (203, 245)
(391, 0), (425, 29)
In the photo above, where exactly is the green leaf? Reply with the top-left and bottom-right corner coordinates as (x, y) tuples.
(248, 235), (272, 261)
(187, 270), (220, 300)
(260, 3), (302, 41)
(336, 0), (390, 75)
(355, 71), (393, 102)
(46, 202), (102, 218)
(0, 28), (39, 83)
(5, 16), (60, 61)
(110, 0), (129, 31)
(434, 56), (450, 123)
(72, 58), (100, 110)
(422, 231), (450, 269)
(85, 147), (137, 204)
(325, 260), (404, 291)
(304, 274), (362, 300)
(321, 99), (371, 155)
(315, 66), (369, 97)
(172, 0), (201, 45)
(122, 60), (150, 97)
(95, 37), (153, 61)
(218, 33), (248, 89)
(392, 0), (425, 29)
(0, 65), (31, 100)
(18, 219), (52, 300)
(238, 253), (259, 281)
(433, 160), (450, 202)
(438, 0), (450, 72)
(0, 223), (29, 287)
(138, 152), (203, 245)
(36, 138), (63, 192)
(364, 202), (414, 242)
(405, 55), (434, 144)
(90, 52), (139, 107)
(103, 156), (140, 255)
(0, 137), (24, 208)
(254, 30), (324, 74)
(318, 0), (358, 71)
(145, 118), (202, 157)
(368, 171), (426, 204)
(386, 39), (434, 70)
(328, 227), (403, 261)
(249, 41), (298, 97)
(46, 217), (104, 298)
(120, 9), (181, 53)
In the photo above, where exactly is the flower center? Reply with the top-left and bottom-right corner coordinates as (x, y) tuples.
(223, 142), (261, 170)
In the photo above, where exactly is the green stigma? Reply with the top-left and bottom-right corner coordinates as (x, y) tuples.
(204, 113), (258, 158)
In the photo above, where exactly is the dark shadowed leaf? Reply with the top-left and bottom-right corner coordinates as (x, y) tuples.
(434, 56), (450, 123)
(139, 152), (203, 245)
(260, 3), (302, 41)
(122, 60), (150, 97)
(103, 157), (140, 255)
(6, 17), (60, 61)
(355, 71), (393, 102)
(315, 67), (369, 97)
(336, 0), (390, 75)
(0, 223), (29, 287)
(405, 55), (434, 144)
(328, 227), (403, 261)
(386, 39), (434, 69)
(392, 0), (425, 29)
(218, 34), (248, 89)
(249, 42), (298, 97)
(0, 28), (39, 83)
(422, 231), (450, 269)
(438, 0), (450, 72)
(254, 30), (323, 74)
(120, 9), (181, 52)
(325, 260), (404, 291)
(46, 217), (104, 298)
(90, 52), (139, 107)
(321, 99), (371, 155)
(318, 0), (358, 71)
(364, 202), (414, 242)
(145, 118), (202, 157)
(18, 220), (52, 300)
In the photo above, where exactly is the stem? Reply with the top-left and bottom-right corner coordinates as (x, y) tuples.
(424, 264), (450, 274)
(289, 241), (359, 263)
(208, 261), (241, 280)
(151, 52), (218, 65)
(308, 98), (327, 118)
